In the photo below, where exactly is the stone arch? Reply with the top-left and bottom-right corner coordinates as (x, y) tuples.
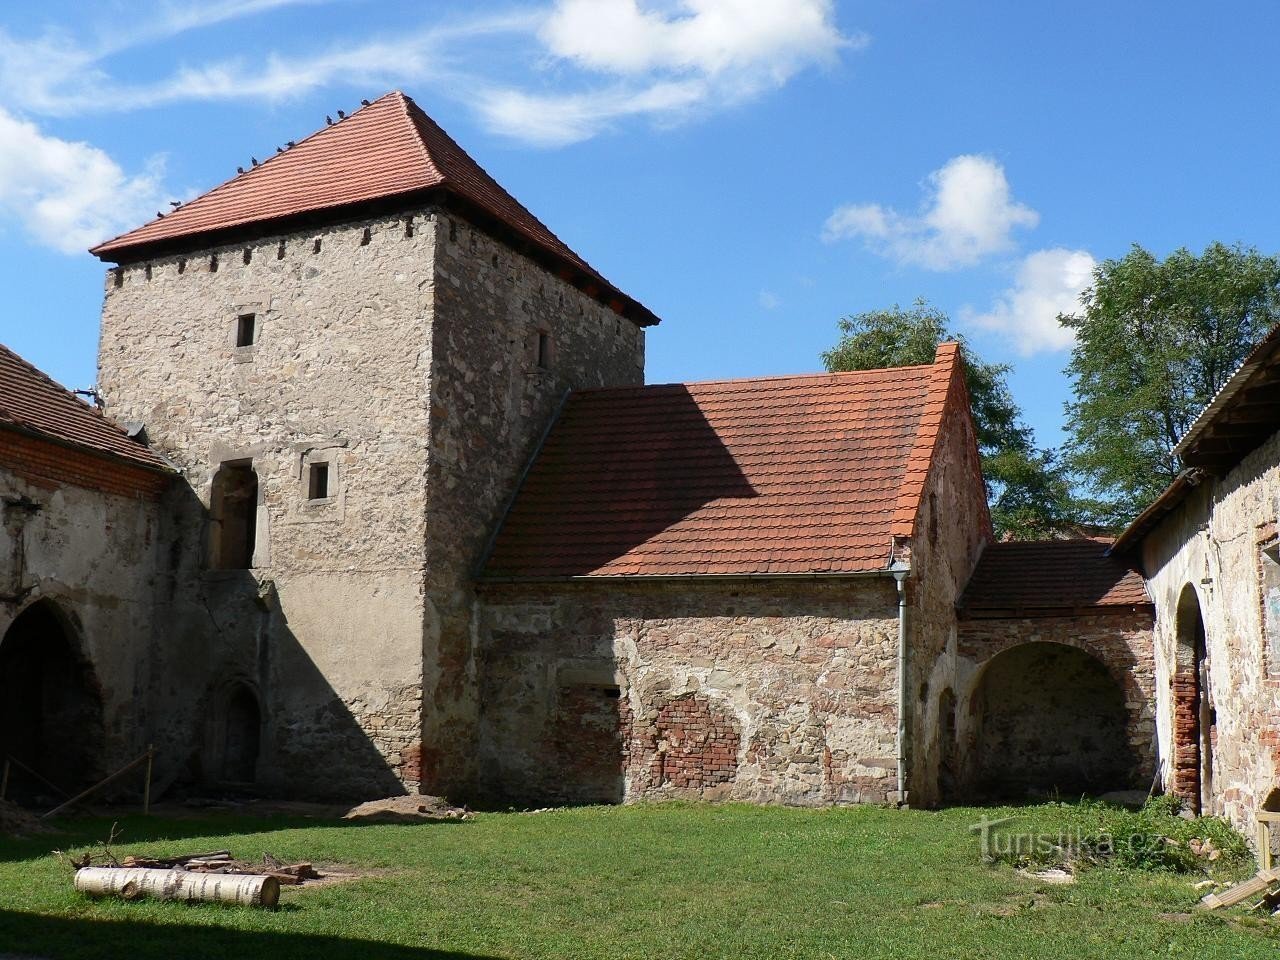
(967, 641), (1136, 799)
(1173, 584), (1213, 814)
(0, 599), (105, 799)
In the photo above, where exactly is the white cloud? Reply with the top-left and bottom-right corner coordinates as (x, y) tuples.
(823, 155), (1039, 270)
(0, 1), (855, 147)
(540, 0), (849, 78)
(477, 0), (856, 145)
(758, 290), (781, 310)
(963, 248), (1096, 355)
(0, 108), (167, 253)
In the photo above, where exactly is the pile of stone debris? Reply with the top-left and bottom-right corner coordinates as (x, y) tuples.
(0, 800), (49, 836)
(342, 794), (472, 823)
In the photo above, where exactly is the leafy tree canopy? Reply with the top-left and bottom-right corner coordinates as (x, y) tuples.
(822, 300), (1079, 540)
(1061, 242), (1280, 526)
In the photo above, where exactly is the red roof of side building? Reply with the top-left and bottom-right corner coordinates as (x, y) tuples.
(958, 538), (1151, 617)
(90, 91), (658, 328)
(0, 343), (169, 473)
(481, 344), (968, 579)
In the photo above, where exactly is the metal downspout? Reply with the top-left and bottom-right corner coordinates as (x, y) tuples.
(891, 560), (911, 806)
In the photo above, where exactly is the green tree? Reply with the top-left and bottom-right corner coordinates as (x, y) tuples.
(822, 300), (1079, 539)
(1061, 242), (1280, 526)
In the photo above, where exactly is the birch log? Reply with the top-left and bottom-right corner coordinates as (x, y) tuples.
(74, 867), (280, 909)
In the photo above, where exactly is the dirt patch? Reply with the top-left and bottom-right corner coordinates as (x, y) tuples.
(0, 800), (51, 837)
(342, 795), (471, 823)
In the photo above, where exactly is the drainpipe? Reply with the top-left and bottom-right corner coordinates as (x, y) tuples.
(890, 559), (911, 807)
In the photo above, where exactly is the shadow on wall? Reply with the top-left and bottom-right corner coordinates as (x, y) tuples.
(0, 599), (105, 803)
(154, 477), (411, 802)
(485, 385), (757, 576)
(963, 641), (1140, 800)
(0, 911), (501, 960)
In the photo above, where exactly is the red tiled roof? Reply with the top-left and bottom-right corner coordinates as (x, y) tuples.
(958, 539), (1151, 616)
(91, 91), (657, 326)
(482, 346), (964, 579)
(0, 343), (168, 472)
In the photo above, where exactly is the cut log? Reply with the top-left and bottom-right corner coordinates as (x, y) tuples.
(75, 867), (280, 909)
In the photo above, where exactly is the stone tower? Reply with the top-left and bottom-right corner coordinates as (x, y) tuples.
(92, 92), (656, 798)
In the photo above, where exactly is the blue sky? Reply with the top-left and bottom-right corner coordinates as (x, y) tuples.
(1, 1), (1278, 452)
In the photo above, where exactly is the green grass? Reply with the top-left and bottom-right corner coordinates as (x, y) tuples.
(0, 801), (1276, 959)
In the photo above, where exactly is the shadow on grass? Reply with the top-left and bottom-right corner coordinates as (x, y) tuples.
(0, 910), (502, 960)
(0, 812), (470, 864)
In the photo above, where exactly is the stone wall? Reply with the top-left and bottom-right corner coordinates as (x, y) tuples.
(1140, 428), (1280, 833)
(955, 610), (1156, 798)
(901, 374), (992, 806)
(98, 211), (439, 797)
(475, 577), (902, 807)
(421, 214), (645, 793)
(96, 204), (645, 799)
(0, 456), (162, 791)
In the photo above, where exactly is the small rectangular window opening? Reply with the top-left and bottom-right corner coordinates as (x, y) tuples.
(537, 331), (551, 369)
(236, 313), (257, 348)
(308, 462), (330, 501)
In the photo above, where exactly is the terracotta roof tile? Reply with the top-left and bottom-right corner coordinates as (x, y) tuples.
(959, 538), (1150, 615)
(0, 343), (168, 472)
(91, 91), (656, 326)
(483, 348), (962, 579)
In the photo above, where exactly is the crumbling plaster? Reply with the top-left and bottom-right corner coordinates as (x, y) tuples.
(0, 464), (161, 774)
(1140, 428), (1280, 833)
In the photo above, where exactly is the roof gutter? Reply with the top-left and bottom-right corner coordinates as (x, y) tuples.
(1108, 468), (1205, 556)
(476, 568), (901, 585)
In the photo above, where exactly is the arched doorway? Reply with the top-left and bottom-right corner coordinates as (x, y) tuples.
(219, 683), (261, 784)
(970, 642), (1135, 799)
(1174, 585), (1214, 814)
(0, 601), (104, 800)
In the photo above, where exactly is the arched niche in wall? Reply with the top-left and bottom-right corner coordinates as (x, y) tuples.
(0, 599), (105, 799)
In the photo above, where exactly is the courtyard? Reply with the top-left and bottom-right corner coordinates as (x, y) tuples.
(0, 801), (1275, 959)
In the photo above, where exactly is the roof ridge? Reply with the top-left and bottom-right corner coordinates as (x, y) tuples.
(570, 364), (937, 396)
(888, 343), (962, 538)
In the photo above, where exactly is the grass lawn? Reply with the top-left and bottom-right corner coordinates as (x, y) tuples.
(0, 801), (1277, 959)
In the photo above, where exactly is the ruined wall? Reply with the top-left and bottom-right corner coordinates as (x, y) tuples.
(98, 212), (439, 797)
(475, 577), (902, 807)
(1141, 428), (1280, 832)
(0, 453), (163, 786)
(902, 380), (992, 806)
(955, 610), (1156, 798)
(423, 214), (645, 793)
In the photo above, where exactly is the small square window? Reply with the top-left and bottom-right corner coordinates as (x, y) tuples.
(536, 331), (551, 369)
(236, 313), (257, 347)
(308, 462), (330, 501)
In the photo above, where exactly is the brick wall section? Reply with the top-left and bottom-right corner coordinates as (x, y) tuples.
(640, 694), (740, 792)
(476, 577), (901, 807)
(1171, 671), (1201, 803)
(954, 610), (1157, 792)
(0, 429), (167, 501)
